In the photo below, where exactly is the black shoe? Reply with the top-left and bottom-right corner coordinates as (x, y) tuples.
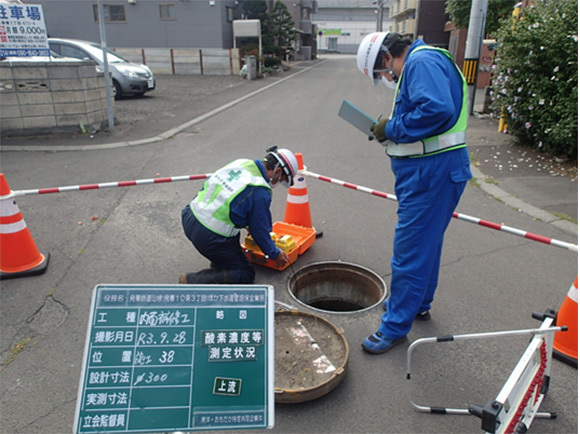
(179, 268), (234, 284)
(415, 310), (431, 321)
(179, 272), (200, 284)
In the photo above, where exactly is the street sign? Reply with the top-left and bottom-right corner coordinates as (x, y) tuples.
(233, 19), (261, 38)
(0, 3), (49, 57)
(73, 284), (275, 433)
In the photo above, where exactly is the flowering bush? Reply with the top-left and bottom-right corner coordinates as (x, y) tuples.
(490, 0), (577, 158)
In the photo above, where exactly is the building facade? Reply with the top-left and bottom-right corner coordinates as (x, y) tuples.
(387, 0), (449, 47)
(36, 0), (239, 48)
(312, 0), (393, 54)
(282, 0), (318, 60)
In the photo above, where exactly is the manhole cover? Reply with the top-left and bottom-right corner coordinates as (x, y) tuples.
(274, 310), (349, 404)
(287, 261), (387, 313)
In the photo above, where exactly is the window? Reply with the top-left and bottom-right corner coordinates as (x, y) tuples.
(159, 3), (176, 20)
(93, 4), (126, 22)
(58, 44), (91, 61)
(327, 38), (337, 51)
(226, 6), (235, 23)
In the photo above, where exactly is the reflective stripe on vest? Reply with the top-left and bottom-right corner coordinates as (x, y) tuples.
(386, 45), (468, 158)
(191, 159), (270, 237)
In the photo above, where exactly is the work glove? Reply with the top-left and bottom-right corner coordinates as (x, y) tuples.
(274, 249), (290, 269)
(371, 119), (388, 143)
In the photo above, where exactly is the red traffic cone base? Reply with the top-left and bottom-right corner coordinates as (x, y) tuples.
(553, 276), (578, 368)
(0, 174), (50, 280)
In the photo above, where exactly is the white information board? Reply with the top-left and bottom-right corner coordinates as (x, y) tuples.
(233, 19), (261, 38)
(73, 284), (275, 433)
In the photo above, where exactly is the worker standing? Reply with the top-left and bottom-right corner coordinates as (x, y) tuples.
(356, 32), (472, 354)
(179, 147), (297, 284)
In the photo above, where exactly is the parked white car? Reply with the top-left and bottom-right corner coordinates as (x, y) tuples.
(48, 38), (155, 99)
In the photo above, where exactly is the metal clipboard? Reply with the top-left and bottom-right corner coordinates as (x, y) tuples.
(338, 100), (378, 140)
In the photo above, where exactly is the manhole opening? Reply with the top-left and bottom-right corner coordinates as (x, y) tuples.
(287, 262), (387, 314)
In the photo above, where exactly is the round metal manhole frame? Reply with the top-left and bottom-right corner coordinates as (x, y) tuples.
(286, 261), (388, 314)
(274, 310), (350, 404)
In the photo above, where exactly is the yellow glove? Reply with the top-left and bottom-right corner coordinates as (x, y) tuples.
(371, 119), (388, 142)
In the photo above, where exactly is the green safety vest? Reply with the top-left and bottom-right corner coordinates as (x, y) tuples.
(191, 159), (271, 237)
(386, 45), (468, 158)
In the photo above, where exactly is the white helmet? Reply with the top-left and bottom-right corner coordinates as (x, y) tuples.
(357, 32), (390, 86)
(267, 147), (298, 188)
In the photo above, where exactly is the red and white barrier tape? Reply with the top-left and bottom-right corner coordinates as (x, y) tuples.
(6, 170), (577, 253)
(302, 169), (578, 253)
(10, 174), (210, 197)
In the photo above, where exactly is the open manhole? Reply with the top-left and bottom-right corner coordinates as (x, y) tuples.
(287, 261), (387, 313)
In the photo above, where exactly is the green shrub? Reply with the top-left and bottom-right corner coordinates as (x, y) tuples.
(490, 0), (578, 158)
(240, 43), (259, 57)
(264, 57), (281, 68)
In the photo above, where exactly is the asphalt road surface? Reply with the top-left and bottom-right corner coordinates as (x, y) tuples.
(1, 56), (577, 434)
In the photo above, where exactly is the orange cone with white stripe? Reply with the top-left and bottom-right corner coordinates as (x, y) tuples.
(284, 153), (312, 228)
(0, 174), (50, 279)
(553, 276), (578, 368)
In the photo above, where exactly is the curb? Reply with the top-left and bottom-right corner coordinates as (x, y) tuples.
(471, 165), (577, 237)
(2, 58), (575, 239)
(0, 60), (328, 153)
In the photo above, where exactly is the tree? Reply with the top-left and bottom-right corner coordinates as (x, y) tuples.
(489, 0), (578, 158)
(263, 1), (296, 58)
(241, 0), (268, 21)
(445, 0), (515, 36)
(238, 0), (269, 57)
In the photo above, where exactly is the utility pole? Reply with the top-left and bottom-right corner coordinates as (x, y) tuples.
(376, 0), (384, 32)
(97, 0), (114, 132)
(463, 0), (488, 115)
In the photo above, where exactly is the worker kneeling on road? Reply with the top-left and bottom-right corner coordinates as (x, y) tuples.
(180, 147), (298, 284)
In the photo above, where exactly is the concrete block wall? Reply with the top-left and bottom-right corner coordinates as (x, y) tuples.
(0, 60), (110, 136)
(114, 47), (241, 76)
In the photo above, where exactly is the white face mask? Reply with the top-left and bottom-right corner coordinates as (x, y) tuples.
(268, 177), (279, 189)
(270, 166), (292, 189)
(381, 75), (397, 90)
(269, 168), (286, 189)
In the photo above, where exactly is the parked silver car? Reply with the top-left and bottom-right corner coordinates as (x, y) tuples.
(0, 50), (83, 63)
(48, 38), (155, 99)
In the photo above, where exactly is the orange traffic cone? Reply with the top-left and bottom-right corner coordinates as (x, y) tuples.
(553, 276), (578, 368)
(284, 152), (313, 229)
(0, 174), (50, 279)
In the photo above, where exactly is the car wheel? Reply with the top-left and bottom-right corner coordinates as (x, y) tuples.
(112, 80), (122, 100)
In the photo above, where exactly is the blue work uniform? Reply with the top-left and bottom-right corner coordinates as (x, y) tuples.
(379, 39), (473, 339)
(181, 159), (280, 283)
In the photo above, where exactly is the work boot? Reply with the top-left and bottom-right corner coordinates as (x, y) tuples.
(179, 268), (234, 284)
(179, 273), (199, 284)
(415, 310), (431, 321)
(361, 332), (407, 354)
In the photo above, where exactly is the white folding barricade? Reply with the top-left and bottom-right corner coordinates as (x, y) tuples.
(406, 311), (566, 433)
